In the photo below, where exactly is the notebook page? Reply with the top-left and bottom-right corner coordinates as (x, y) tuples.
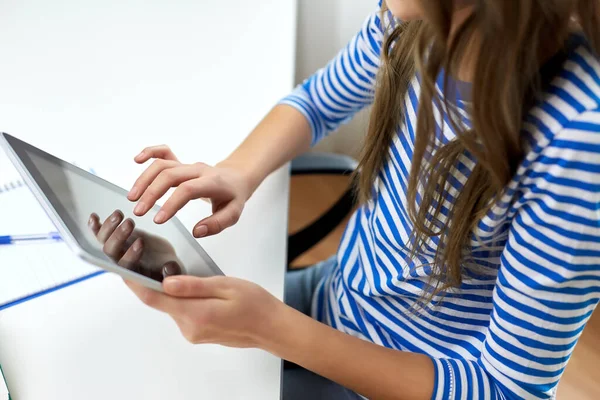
(0, 242), (100, 309)
(0, 152), (100, 309)
(0, 148), (21, 187)
(1, 149), (55, 235)
(0, 149), (96, 235)
(0, 181), (57, 236)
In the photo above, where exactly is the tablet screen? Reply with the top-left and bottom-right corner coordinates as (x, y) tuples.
(5, 134), (223, 282)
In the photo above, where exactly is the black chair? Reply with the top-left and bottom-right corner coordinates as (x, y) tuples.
(287, 152), (358, 269)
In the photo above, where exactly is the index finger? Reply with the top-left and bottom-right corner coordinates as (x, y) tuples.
(134, 145), (179, 164)
(153, 177), (221, 224)
(137, 165), (202, 218)
(128, 159), (179, 203)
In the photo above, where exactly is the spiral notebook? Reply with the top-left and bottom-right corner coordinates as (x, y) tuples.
(0, 153), (103, 312)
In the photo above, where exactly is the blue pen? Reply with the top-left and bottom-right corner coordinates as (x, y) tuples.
(0, 232), (62, 245)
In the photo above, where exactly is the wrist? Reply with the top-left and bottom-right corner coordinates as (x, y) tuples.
(216, 158), (263, 200)
(257, 301), (318, 361)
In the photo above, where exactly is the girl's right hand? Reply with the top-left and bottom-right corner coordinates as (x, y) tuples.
(127, 145), (254, 238)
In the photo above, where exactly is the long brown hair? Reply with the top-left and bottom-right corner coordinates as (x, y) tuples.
(357, 0), (600, 300)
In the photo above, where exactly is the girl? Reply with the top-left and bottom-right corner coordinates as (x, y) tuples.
(92, 0), (600, 398)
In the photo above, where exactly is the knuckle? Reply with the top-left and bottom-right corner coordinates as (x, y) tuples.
(159, 168), (174, 181)
(213, 218), (224, 234)
(230, 211), (240, 225)
(212, 276), (229, 286)
(232, 204), (243, 220)
(114, 228), (126, 241)
(152, 159), (167, 168)
(145, 186), (160, 198)
(178, 182), (195, 196)
(211, 174), (224, 186)
(193, 161), (207, 169)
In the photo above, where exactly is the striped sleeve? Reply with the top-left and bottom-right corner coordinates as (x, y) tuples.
(278, 2), (386, 146)
(431, 109), (600, 399)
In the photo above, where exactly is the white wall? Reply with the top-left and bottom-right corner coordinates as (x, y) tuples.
(295, 0), (376, 157)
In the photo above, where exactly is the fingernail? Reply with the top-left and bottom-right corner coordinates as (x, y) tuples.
(133, 239), (143, 252)
(120, 220), (133, 232)
(164, 278), (181, 292)
(134, 202), (145, 215)
(88, 217), (94, 226)
(110, 212), (121, 223)
(194, 225), (208, 238)
(154, 210), (166, 224)
(163, 261), (182, 277)
(136, 151), (145, 159)
(129, 187), (139, 199)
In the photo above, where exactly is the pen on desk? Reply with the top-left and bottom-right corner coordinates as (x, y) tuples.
(0, 232), (62, 245)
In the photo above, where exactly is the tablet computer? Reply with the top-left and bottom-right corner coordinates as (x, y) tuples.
(0, 132), (224, 292)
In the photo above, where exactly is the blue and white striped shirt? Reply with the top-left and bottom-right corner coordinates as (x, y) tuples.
(281, 2), (600, 399)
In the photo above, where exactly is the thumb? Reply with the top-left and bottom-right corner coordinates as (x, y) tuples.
(193, 202), (243, 238)
(163, 275), (229, 298)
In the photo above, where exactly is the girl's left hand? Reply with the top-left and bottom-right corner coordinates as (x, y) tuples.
(125, 275), (286, 349)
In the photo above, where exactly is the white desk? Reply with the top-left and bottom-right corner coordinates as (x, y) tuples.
(0, 1), (296, 399)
